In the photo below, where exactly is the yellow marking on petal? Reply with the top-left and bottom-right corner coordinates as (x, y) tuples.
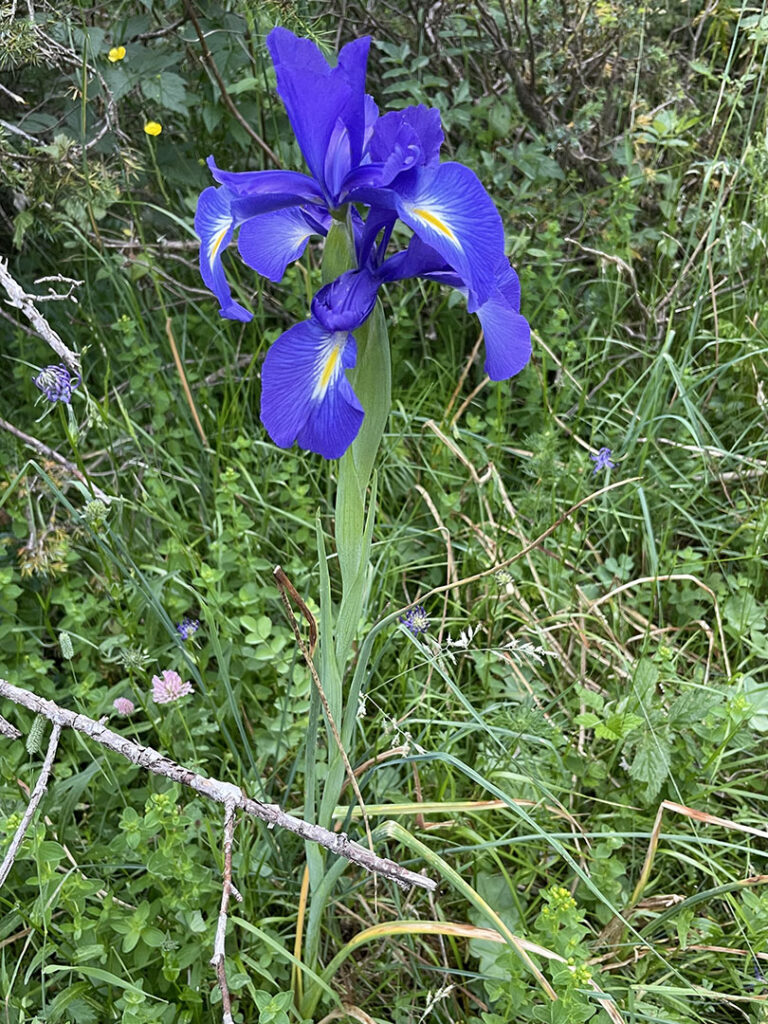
(412, 207), (458, 243)
(319, 345), (341, 393)
(209, 226), (229, 267)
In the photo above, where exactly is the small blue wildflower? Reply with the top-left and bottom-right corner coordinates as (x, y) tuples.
(400, 605), (429, 636)
(33, 364), (80, 403)
(176, 617), (200, 641)
(590, 447), (616, 475)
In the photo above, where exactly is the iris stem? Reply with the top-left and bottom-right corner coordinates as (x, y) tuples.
(302, 212), (392, 978)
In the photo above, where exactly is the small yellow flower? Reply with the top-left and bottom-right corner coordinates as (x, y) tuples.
(108, 45), (126, 63)
(144, 121), (162, 137)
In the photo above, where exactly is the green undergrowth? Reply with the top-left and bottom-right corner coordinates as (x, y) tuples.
(2, 1), (768, 1022)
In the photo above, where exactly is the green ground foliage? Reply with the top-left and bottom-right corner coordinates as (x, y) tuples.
(2, 0), (768, 1021)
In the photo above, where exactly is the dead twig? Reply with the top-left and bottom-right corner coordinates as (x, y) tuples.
(0, 716), (21, 740)
(0, 423), (112, 504)
(182, 0), (281, 167)
(165, 317), (208, 445)
(210, 799), (240, 1024)
(0, 679), (435, 892)
(0, 722), (62, 887)
(392, 475), (642, 621)
(0, 259), (80, 373)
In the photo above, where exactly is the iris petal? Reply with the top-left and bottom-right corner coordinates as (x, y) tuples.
(194, 186), (252, 322)
(369, 105), (443, 182)
(381, 241), (530, 381)
(207, 156), (324, 209)
(266, 28), (370, 203)
(477, 262), (531, 380)
(343, 105), (443, 195)
(260, 319), (364, 459)
(238, 207), (325, 283)
(311, 268), (381, 331)
(394, 162), (504, 309)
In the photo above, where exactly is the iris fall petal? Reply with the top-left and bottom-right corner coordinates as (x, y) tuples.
(260, 319), (364, 459)
(395, 162), (504, 309)
(194, 186), (252, 322)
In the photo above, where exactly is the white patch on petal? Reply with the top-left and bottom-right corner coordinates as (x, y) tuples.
(405, 204), (462, 249)
(208, 220), (232, 270)
(312, 332), (346, 400)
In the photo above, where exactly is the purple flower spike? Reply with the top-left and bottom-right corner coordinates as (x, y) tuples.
(34, 364), (81, 403)
(590, 447), (617, 474)
(151, 669), (194, 704)
(176, 617), (200, 641)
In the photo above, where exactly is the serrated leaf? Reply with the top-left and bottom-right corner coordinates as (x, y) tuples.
(575, 711), (600, 728)
(595, 712), (643, 741)
(668, 689), (714, 726)
(633, 658), (659, 707)
(140, 71), (189, 114)
(629, 733), (671, 801)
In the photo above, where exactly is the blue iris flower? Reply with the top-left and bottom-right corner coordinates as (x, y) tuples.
(195, 27), (531, 459)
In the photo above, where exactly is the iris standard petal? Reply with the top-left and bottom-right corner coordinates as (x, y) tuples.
(206, 156), (324, 209)
(369, 105), (443, 181)
(342, 106), (443, 196)
(394, 162), (505, 309)
(363, 94), (379, 151)
(266, 28), (370, 203)
(335, 37), (371, 161)
(260, 320), (364, 459)
(311, 268), (381, 331)
(194, 186), (252, 322)
(238, 207), (324, 283)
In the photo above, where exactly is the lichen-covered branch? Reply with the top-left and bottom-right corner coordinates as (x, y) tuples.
(0, 259), (80, 373)
(211, 800), (238, 1024)
(0, 721), (62, 887)
(0, 679), (436, 893)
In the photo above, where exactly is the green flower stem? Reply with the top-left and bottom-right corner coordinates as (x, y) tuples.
(302, 212), (391, 975)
